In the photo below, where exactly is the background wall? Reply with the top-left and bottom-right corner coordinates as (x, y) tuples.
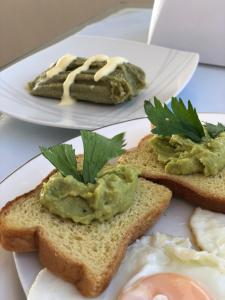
(0, 0), (153, 68)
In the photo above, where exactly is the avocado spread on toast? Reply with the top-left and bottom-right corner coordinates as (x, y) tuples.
(40, 165), (138, 224)
(149, 132), (225, 176)
(144, 97), (225, 176)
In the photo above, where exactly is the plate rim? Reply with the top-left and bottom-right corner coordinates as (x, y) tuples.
(2, 112), (224, 186)
(1, 112), (224, 186)
(0, 116), (147, 186)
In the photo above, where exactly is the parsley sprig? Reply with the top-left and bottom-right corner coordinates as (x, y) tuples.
(40, 144), (82, 180)
(205, 122), (225, 138)
(40, 130), (125, 184)
(144, 97), (205, 143)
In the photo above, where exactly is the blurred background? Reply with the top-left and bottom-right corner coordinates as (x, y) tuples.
(0, 0), (154, 68)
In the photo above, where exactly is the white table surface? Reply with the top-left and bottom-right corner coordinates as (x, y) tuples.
(0, 8), (225, 300)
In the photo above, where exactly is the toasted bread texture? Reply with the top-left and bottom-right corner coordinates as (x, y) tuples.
(119, 135), (225, 213)
(0, 173), (171, 297)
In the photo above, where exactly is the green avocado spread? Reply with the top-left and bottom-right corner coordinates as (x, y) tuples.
(40, 165), (139, 224)
(150, 131), (225, 176)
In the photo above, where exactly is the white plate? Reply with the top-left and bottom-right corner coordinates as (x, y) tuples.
(1, 113), (224, 296)
(0, 35), (198, 129)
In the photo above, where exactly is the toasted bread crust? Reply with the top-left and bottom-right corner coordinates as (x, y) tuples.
(125, 134), (225, 213)
(0, 172), (171, 297)
(147, 175), (225, 212)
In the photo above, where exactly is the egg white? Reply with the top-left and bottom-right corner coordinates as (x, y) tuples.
(190, 207), (225, 259)
(28, 233), (225, 300)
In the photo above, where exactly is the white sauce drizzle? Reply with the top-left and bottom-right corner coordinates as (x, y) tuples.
(46, 54), (76, 78)
(33, 54), (76, 90)
(153, 295), (168, 300)
(60, 54), (128, 106)
(61, 54), (109, 106)
(94, 56), (128, 82)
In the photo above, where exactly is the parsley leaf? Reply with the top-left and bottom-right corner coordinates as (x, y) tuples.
(81, 130), (126, 183)
(205, 122), (225, 138)
(40, 144), (81, 180)
(40, 130), (125, 184)
(144, 97), (205, 143)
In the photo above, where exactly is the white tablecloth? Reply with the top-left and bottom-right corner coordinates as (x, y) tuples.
(0, 8), (225, 300)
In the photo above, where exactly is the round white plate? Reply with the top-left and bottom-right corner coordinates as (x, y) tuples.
(1, 113), (224, 296)
(0, 35), (198, 129)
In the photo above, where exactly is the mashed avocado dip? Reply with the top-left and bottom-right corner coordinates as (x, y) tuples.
(40, 165), (139, 224)
(150, 131), (225, 176)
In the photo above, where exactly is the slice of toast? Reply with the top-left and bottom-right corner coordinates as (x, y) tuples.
(0, 173), (171, 297)
(119, 135), (225, 213)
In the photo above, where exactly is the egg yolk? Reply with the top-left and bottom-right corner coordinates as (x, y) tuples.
(117, 273), (213, 300)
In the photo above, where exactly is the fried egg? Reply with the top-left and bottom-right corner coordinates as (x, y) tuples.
(190, 207), (225, 259)
(28, 233), (225, 300)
